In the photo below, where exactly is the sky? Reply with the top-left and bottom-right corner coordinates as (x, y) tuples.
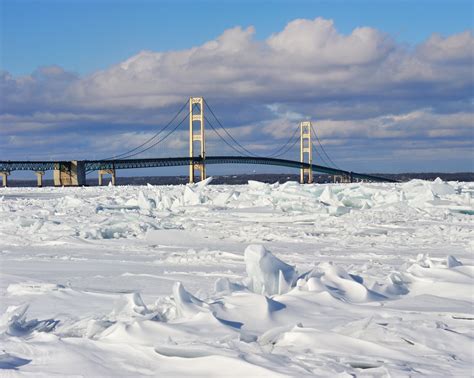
(1, 0), (473, 177)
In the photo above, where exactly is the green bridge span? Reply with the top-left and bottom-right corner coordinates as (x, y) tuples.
(0, 156), (396, 184)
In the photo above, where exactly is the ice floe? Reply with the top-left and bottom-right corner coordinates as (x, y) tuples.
(0, 178), (472, 376)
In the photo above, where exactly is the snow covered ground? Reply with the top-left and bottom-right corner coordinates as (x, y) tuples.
(0, 178), (473, 376)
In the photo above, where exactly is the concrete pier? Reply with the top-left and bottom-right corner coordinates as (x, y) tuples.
(35, 171), (45, 187)
(53, 161), (86, 186)
(334, 174), (351, 183)
(0, 171), (10, 187)
(98, 169), (116, 186)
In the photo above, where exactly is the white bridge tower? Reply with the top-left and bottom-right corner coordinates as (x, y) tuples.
(300, 121), (313, 184)
(189, 97), (206, 183)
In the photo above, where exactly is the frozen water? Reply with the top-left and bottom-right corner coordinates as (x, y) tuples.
(244, 244), (297, 295)
(0, 178), (473, 376)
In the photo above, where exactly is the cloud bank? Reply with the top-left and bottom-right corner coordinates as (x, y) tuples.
(1, 17), (473, 172)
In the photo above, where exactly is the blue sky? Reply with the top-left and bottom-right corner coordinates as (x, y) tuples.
(2, 0), (472, 75)
(1, 0), (473, 177)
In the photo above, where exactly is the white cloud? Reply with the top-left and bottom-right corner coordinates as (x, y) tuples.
(267, 18), (393, 66)
(417, 31), (474, 63)
(2, 18), (473, 112)
(0, 18), (473, 170)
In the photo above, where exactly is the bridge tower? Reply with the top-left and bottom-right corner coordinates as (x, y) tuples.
(300, 121), (313, 184)
(189, 97), (206, 183)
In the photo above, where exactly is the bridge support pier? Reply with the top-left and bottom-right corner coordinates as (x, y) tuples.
(1, 171), (10, 187)
(98, 169), (116, 186)
(334, 174), (351, 184)
(300, 121), (313, 184)
(35, 171), (45, 187)
(54, 161), (86, 186)
(189, 97), (206, 183)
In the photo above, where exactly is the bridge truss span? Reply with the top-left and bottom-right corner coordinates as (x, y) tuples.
(0, 156), (396, 183)
(0, 161), (66, 172)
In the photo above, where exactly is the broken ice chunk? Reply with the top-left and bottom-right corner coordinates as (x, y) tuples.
(244, 245), (297, 296)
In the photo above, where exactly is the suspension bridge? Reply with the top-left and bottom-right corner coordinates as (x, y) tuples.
(0, 97), (396, 187)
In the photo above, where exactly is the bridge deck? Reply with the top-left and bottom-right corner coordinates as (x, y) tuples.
(0, 156), (396, 182)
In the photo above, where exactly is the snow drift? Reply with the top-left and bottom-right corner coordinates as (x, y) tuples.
(0, 178), (472, 376)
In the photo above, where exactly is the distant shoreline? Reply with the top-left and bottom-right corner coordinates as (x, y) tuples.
(4, 172), (474, 187)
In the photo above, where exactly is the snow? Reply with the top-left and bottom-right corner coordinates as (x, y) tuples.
(0, 178), (473, 376)
(244, 244), (296, 295)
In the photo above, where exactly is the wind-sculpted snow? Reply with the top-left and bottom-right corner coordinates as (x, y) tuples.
(244, 244), (297, 295)
(0, 179), (472, 376)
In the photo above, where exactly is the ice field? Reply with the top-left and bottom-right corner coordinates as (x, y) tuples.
(0, 178), (473, 376)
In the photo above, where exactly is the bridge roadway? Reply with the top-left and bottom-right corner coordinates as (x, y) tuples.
(0, 156), (396, 183)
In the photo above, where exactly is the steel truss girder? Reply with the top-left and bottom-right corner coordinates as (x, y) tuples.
(0, 156), (396, 183)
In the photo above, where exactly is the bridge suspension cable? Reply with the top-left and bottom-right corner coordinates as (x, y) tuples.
(103, 100), (189, 160)
(102, 97), (340, 170)
(115, 107), (190, 160)
(203, 99), (259, 157)
(310, 124), (340, 170)
(86, 104), (191, 175)
(266, 126), (300, 158)
(313, 145), (331, 167)
(204, 99), (310, 159)
(204, 114), (250, 156)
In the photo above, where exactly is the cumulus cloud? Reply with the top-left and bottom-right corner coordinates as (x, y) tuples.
(267, 18), (393, 66)
(417, 31), (474, 63)
(1, 17), (473, 171)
